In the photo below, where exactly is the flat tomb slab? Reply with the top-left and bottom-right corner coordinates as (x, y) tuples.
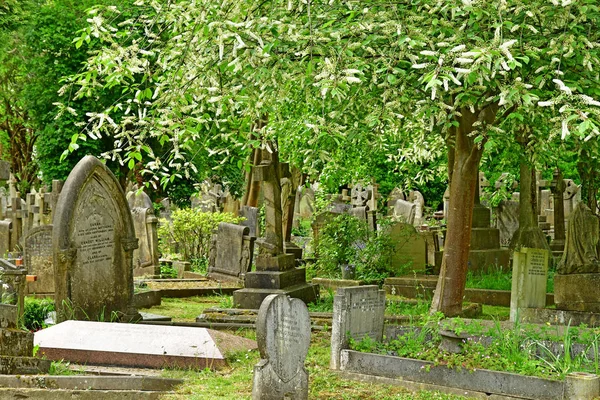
(34, 321), (257, 370)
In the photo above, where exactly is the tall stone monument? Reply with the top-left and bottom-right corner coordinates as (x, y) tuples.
(253, 294), (310, 400)
(233, 149), (318, 309)
(53, 156), (140, 322)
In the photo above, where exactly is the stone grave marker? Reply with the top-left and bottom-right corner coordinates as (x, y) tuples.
(330, 286), (385, 370)
(23, 225), (54, 295)
(388, 222), (427, 272)
(208, 222), (255, 283)
(127, 189), (160, 277)
(253, 294), (310, 400)
(35, 320), (257, 370)
(240, 205), (259, 238)
(393, 199), (416, 225)
(510, 247), (549, 322)
(350, 183), (370, 207)
(53, 156), (140, 322)
(0, 304), (50, 374)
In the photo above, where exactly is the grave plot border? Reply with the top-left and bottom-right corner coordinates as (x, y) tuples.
(339, 349), (565, 400)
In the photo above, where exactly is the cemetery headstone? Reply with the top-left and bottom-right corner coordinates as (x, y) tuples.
(387, 187), (405, 214)
(0, 258), (26, 318)
(330, 286), (385, 370)
(510, 247), (549, 321)
(127, 189), (160, 277)
(494, 200), (519, 247)
(393, 199), (416, 225)
(53, 156), (140, 322)
(208, 222), (255, 283)
(23, 225), (54, 295)
(388, 222), (426, 273)
(253, 294), (310, 400)
(240, 206), (259, 238)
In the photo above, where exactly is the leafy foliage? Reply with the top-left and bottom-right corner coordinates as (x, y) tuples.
(22, 297), (54, 331)
(158, 208), (242, 261)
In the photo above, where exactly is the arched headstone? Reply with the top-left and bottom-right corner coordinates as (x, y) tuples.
(53, 156), (139, 322)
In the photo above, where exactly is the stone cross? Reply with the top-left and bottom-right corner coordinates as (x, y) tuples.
(253, 149), (290, 255)
(351, 183), (370, 207)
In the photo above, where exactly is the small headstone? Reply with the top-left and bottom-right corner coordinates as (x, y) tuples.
(208, 222), (255, 283)
(53, 156), (140, 322)
(240, 206), (259, 238)
(387, 187), (405, 214)
(330, 286), (385, 370)
(297, 187), (315, 219)
(253, 294), (310, 400)
(510, 247), (549, 322)
(393, 199), (416, 225)
(23, 225), (54, 295)
(349, 206), (367, 224)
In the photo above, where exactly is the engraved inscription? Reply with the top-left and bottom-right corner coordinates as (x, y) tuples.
(78, 219), (114, 267)
(527, 250), (547, 276)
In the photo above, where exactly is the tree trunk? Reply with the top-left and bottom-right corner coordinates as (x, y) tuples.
(509, 136), (549, 250)
(431, 105), (497, 317)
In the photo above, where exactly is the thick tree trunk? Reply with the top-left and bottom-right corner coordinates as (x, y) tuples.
(431, 105), (497, 317)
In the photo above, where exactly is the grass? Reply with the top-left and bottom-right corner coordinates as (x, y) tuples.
(147, 297), (472, 399)
(465, 267), (555, 293)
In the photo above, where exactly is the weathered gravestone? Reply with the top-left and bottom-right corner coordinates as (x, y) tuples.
(35, 320), (257, 370)
(23, 225), (54, 296)
(127, 189), (160, 277)
(510, 247), (549, 322)
(208, 222), (255, 283)
(554, 202), (600, 312)
(330, 286), (385, 370)
(53, 156), (140, 322)
(0, 304), (50, 374)
(0, 259), (25, 318)
(253, 294), (310, 400)
(388, 222), (426, 273)
(393, 199), (416, 225)
(240, 205), (259, 238)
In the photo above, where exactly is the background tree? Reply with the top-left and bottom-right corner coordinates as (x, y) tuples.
(59, 0), (600, 317)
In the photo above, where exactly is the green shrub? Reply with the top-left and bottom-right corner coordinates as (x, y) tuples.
(159, 263), (178, 279)
(22, 297), (55, 331)
(316, 214), (394, 281)
(158, 208), (243, 261)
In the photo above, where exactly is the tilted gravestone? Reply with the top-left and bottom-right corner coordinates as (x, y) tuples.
(510, 247), (549, 322)
(240, 206), (259, 238)
(23, 225), (54, 295)
(253, 294), (310, 400)
(388, 222), (426, 273)
(208, 222), (255, 283)
(393, 199), (416, 225)
(53, 156), (140, 322)
(330, 286), (385, 370)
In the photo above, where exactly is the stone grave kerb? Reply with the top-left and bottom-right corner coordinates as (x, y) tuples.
(53, 156), (140, 323)
(253, 294), (310, 400)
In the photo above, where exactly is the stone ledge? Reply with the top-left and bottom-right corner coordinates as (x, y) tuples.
(339, 350), (566, 400)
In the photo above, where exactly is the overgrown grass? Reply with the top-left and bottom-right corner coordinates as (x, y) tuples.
(466, 267), (555, 293)
(148, 297), (472, 399)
